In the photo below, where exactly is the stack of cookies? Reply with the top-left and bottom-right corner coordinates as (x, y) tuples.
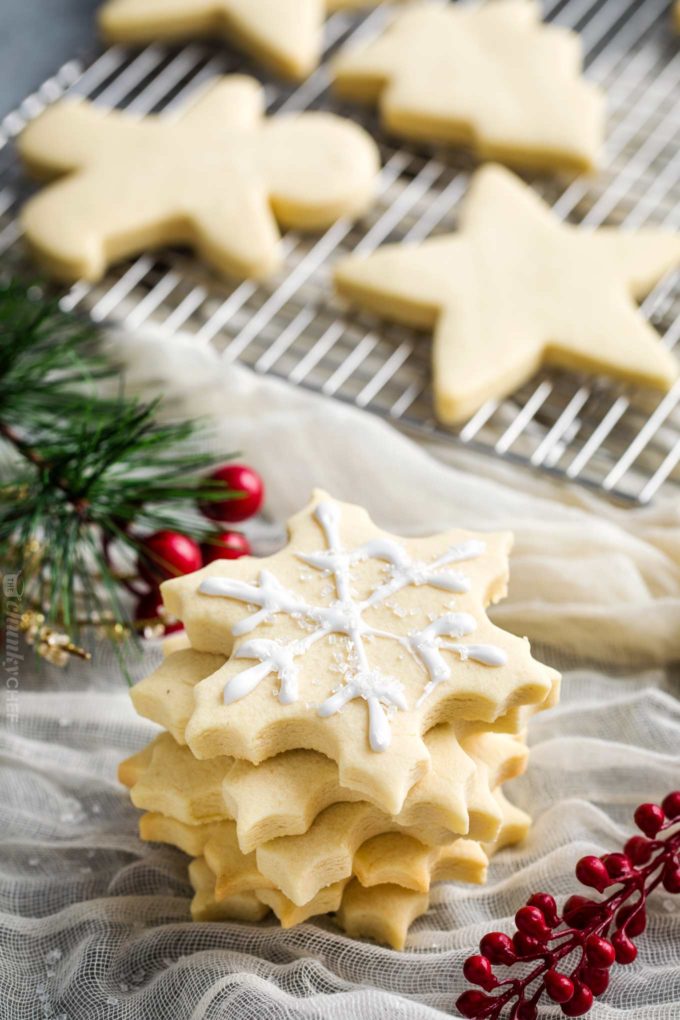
(120, 492), (559, 949)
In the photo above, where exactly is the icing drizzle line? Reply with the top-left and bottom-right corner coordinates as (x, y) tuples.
(199, 500), (507, 752)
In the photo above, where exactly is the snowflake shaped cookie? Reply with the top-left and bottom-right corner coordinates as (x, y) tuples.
(162, 491), (558, 813)
(186, 790), (529, 949)
(137, 737), (526, 911)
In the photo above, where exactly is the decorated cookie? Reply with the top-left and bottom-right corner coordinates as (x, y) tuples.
(160, 491), (558, 815)
(335, 164), (680, 424)
(332, 0), (604, 173)
(132, 646), (551, 763)
(100, 0), (380, 81)
(18, 76), (379, 283)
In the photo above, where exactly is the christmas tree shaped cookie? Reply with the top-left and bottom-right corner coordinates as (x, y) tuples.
(100, 0), (379, 81)
(161, 490), (558, 814)
(335, 164), (680, 425)
(18, 76), (379, 283)
(332, 0), (605, 173)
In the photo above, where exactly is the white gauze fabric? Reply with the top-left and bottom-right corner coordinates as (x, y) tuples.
(1, 329), (678, 1020)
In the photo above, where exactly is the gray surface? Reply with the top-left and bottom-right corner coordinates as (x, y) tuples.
(0, 0), (100, 117)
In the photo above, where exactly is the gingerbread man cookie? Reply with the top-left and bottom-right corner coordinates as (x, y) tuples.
(18, 76), (379, 283)
(335, 164), (680, 424)
(333, 0), (604, 174)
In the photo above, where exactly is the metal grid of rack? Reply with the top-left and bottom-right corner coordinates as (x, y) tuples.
(1, 0), (679, 502)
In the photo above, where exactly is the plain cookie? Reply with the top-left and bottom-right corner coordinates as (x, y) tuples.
(100, 0), (381, 81)
(335, 164), (680, 424)
(18, 75), (379, 283)
(332, 0), (604, 174)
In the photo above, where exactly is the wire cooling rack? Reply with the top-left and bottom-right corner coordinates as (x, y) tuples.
(1, 0), (679, 503)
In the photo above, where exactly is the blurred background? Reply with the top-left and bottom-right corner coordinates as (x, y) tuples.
(1, 0), (99, 116)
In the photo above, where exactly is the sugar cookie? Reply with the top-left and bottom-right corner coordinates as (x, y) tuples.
(161, 490), (558, 814)
(18, 76), (379, 283)
(335, 164), (680, 424)
(187, 790), (528, 948)
(333, 0), (604, 173)
(119, 721), (529, 850)
(129, 728), (526, 904)
(100, 0), (380, 81)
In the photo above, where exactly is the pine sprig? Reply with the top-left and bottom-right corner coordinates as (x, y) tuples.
(0, 280), (233, 666)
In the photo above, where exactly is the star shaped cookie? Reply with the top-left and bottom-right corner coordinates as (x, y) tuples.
(99, 0), (378, 80)
(334, 164), (680, 424)
(332, 0), (604, 173)
(18, 76), (379, 283)
(161, 490), (558, 815)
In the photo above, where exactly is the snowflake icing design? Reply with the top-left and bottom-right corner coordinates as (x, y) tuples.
(199, 501), (507, 752)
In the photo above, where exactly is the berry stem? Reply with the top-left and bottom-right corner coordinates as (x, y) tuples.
(457, 800), (679, 1019)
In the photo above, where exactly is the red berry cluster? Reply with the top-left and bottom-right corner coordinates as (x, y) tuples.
(134, 463), (264, 636)
(457, 792), (680, 1019)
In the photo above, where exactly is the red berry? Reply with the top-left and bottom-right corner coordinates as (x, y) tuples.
(616, 903), (646, 937)
(585, 934), (616, 968)
(527, 893), (559, 928)
(545, 969), (574, 1004)
(563, 895), (602, 930)
(602, 853), (633, 881)
(202, 530), (251, 564)
(581, 966), (609, 997)
(456, 989), (494, 1018)
(134, 590), (183, 637)
(200, 464), (264, 523)
(463, 955), (497, 991)
(612, 930), (637, 965)
(634, 803), (665, 838)
(575, 855), (611, 893)
(138, 530), (203, 585)
(515, 905), (551, 941)
(517, 1004), (537, 1020)
(662, 863), (680, 894)
(624, 836), (653, 866)
(513, 931), (543, 958)
(661, 791), (680, 820)
(560, 981), (594, 1016)
(479, 932), (516, 966)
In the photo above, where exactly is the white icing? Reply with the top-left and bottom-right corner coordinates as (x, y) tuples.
(199, 500), (506, 752)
